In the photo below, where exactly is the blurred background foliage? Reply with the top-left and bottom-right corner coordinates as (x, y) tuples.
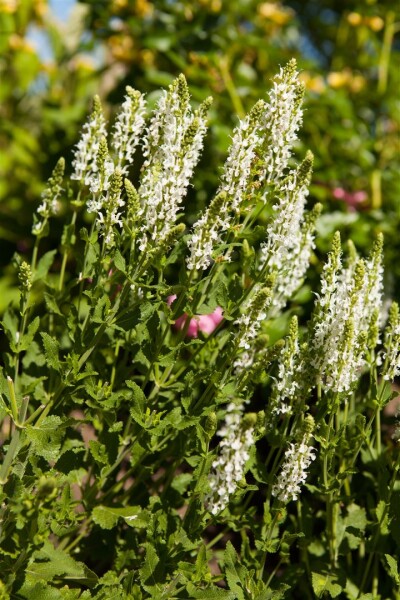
(0, 0), (399, 311)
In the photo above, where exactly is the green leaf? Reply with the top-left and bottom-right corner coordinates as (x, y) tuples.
(25, 416), (64, 461)
(223, 541), (246, 599)
(113, 250), (126, 274)
(33, 250), (57, 282)
(92, 505), (142, 530)
(127, 380), (147, 426)
(44, 292), (63, 316)
(40, 332), (61, 371)
(311, 572), (343, 598)
(384, 554), (400, 585)
(17, 316), (40, 352)
(139, 542), (160, 588)
(89, 440), (110, 466)
(25, 541), (98, 587)
(187, 584), (237, 599)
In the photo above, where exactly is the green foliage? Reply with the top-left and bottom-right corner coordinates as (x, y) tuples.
(0, 3), (399, 597)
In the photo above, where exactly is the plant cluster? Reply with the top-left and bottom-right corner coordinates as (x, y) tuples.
(0, 62), (399, 599)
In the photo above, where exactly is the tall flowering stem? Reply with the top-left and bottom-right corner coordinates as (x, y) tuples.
(309, 232), (384, 394)
(267, 316), (304, 421)
(205, 404), (256, 515)
(111, 86), (146, 172)
(71, 96), (107, 186)
(138, 75), (211, 251)
(258, 153), (320, 314)
(258, 58), (304, 185)
(32, 157), (65, 239)
(272, 415), (316, 503)
(187, 59), (305, 273)
(382, 301), (400, 381)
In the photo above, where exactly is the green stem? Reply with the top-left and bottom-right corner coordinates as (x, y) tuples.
(58, 210), (78, 292)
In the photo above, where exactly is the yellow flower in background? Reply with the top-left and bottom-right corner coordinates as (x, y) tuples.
(136, 0), (153, 17)
(0, 0), (17, 13)
(258, 2), (294, 26)
(8, 33), (35, 53)
(327, 71), (349, 89)
(347, 12), (363, 26)
(299, 72), (325, 94)
(327, 69), (366, 93)
(366, 16), (384, 32)
(347, 11), (384, 32)
(199, 0), (222, 12)
(32, 0), (47, 19)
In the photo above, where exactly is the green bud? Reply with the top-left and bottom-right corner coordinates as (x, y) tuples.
(204, 412), (217, 438)
(303, 414), (315, 436)
(18, 261), (32, 292)
(241, 412), (257, 430)
(297, 150), (314, 185)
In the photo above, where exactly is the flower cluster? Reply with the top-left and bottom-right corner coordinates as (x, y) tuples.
(111, 86), (146, 172)
(258, 153), (320, 314)
(137, 75), (211, 251)
(187, 60), (305, 272)
(309, 232), (383, 393)
(205, 404), (255, 515)
(233, 286), (273, 373)
(268, 316), (303, 419)
(71, 96), (107, 186)
(382, 301), (400, 381)
(32, 158), (65, 236)
(258, 58), (304, 184)
(272, 416), (316, 503)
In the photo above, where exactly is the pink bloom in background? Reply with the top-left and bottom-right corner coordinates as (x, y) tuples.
(167, 295), (223, 338)
(332, 187), (367, 211)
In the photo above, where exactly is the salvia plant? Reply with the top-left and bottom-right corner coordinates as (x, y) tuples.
(0, 60), (399, 600)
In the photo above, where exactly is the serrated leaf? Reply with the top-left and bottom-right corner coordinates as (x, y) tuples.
(40, 332), (61, 371)
(139, 542), (160, 587)
(113, 250), (126, 273)
(188, 585), (237, 599)
(89, 440), (109, 466)
(384, 554), (400, 584)
(195, 543), (208, 580)
(44, 292), (63, 316)
(25, 541), (98, 587)
(33, 250), (57, 282)
(127, 380), (146, 426)
(25, 416), (64, 461)
(92, 505), (142, 530)
(17, 316), (40, 352)
(223, 541), (246, 599)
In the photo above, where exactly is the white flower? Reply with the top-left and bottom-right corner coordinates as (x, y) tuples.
(71, 96), (107, 185)
(258, 58), (304, 185)
(310, 233), (384, 393)
(138, 75), (210, 251)
(258, 154), (318, 315)
(382, 301), (400, 381)
(111, 86), (146, 172)
(272, 420), (316, 503)
(205, 403), (255, 515)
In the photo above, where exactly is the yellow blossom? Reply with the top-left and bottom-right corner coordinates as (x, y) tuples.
(0, 0), (17, 13)
(258, 2), (294, 25)
(366, 16), (384, 31)
(347, 12), (362, 26)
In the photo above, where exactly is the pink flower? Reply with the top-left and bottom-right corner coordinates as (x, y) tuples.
(332, 187), (367, 211)
(167, 295), (223, 338)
